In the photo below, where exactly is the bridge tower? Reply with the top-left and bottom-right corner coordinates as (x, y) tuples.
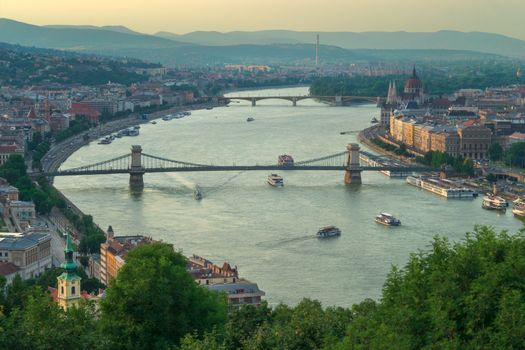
(251, 98), (256, 107)
(130, 145), (145, 188)
(292, 97), (297, 107)
(344, 143), (362, 185)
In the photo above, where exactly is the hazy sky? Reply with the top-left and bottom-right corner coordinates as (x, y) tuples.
(1, 0), (524, 39)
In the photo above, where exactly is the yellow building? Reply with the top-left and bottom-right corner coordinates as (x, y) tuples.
(56, 233), (81, 311)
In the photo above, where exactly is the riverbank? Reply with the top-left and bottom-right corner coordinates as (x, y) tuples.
(42, 102), (213, 175)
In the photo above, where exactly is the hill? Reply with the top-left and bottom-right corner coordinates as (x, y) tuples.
(156, 30), (525, 58)
(0, 18), (184, 50)
(0, 42), (155, 86)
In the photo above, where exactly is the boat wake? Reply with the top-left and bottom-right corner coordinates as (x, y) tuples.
(256, 234), (314, 248)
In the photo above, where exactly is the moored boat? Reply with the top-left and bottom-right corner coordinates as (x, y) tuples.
(247, 117), (255, 122)
(512, 198), (525, 217)
(375, 213), (401, 226)
(371, 117), (379, 123)
(317, 226), (341, 239)
(267, 174), (284, 187)
(98, 137), (112, 145)
(406, 176), (478, 198)
(482, 193), (508, 211)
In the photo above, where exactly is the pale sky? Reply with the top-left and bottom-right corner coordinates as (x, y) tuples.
(1, 0), (524, 40)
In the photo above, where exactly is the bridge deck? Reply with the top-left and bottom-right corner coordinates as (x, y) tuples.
(44, 165), (430, 177)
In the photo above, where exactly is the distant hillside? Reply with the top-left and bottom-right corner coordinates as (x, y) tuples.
(156, 30), (525, 58)
(0, 18), (184, 50)
(45, 24), (143, 36)
(0, 42), (155, 86)
(0, 19), (514, 66)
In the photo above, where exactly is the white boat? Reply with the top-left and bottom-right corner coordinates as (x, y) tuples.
(127, 127), (139, 136)
(512, 199), (525, 218)
(98, 137), (112, 145)
(278, 154), (294, 166)
(375, 213), (401, 226)
(162, 114), (172, 121)
(267, 174), (284, 187)
(482, 194), (508, 211)
(406, 176), (478, 198)
(317, 226), (341, 239)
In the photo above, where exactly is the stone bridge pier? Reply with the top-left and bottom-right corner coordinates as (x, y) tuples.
(130, 145), (145, 188)
(344, 143), (362, 185)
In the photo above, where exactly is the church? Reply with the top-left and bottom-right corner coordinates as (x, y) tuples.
(380, 66), (426, 125)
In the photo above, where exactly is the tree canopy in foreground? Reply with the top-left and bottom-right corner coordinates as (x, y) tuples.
(1, 226), (525, 349)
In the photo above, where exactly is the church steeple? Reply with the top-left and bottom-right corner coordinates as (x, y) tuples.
(412, 65), (418, 78)
(57, 230), (82, 311)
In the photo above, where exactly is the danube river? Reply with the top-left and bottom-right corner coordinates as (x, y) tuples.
(55, 87), (523, 307)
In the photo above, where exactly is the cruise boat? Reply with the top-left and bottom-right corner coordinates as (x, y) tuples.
(247, 117), (255, 122)
(512, 198), (525, 218)
(98, 137), (112, 145)
(267, 174), (284, 187)
(194, 185), (203, 200)
(482, 194), (508, 211)
(127, 127), (139, 136)
(375, 213), (401, 226)
(406, 176), (478, 198)
(278, 154), (294, 166)
(317, 226), (341, 239)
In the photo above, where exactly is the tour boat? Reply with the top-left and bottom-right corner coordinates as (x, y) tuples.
(512, 198), (525, 217)
(278, 154), (294, 166)
(267, 174), (284, 187)
(317, 226), (341, 239)
(406, 176), (478, 198)
(194, 186), (203, 201)
(98, 137), (112, 145)
(247, 117), (255, 122)
(127, 127), (139, 136)
(375, 213), (401, 226)
(482, 193), (508, 211)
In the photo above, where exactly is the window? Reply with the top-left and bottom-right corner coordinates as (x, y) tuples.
(61, 286), (64, 295)
(71, 286), (76, 295)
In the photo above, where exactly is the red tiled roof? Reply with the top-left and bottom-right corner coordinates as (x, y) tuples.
(67, 103), (101, 121)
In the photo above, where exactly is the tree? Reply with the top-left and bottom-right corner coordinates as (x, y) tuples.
(0, 287), (98, 350)
(339, 226), (525, 349)
(99, 243), (227, 349)
(505, 142), (525, 168)
(488, 142), (503, 162)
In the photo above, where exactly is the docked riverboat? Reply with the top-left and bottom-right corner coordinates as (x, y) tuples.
(127, 127), (139, 136)
(375, 213), (401, 226)
(406, 176), (478, 198)
(317, 226), (341, 239)
(512, 199), (525, 217)
(278, 154), (294, 166)
(98, 137), (112, 145)
(482, 194), (508, 211)
(267, 174), (284, 187)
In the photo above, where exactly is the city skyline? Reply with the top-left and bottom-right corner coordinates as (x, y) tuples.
(1, 0), (525, 40)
